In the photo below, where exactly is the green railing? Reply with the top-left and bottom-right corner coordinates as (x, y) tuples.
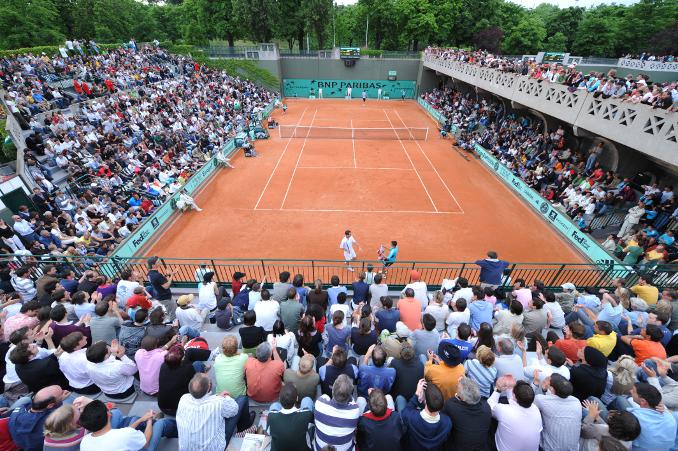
(4, 255), (678, 290)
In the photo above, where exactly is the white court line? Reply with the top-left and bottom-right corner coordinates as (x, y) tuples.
(296, 166), (412, 170)
(254, 208), (461, 214)
(254, 107), (308, 210)
(383, 109), (438, 212)
(350, 119), (356, 168)
(280, 108), (318, 209)
(394, 109), (464, 214)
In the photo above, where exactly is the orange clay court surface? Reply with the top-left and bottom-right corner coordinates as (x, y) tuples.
(148, 99), (585, 264)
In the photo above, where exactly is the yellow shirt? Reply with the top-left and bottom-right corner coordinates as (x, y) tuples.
(630, 284), (659, 305)
(586, 332), (617, 357)
(424, 361), (465, 401)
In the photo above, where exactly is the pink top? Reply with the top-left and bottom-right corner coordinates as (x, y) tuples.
(512, 288), (532, 308)
(3, 313), (39, 341)
(134, 348), (167, 395)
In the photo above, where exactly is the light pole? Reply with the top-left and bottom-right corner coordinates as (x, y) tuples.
(365, 16), (369, 48)
(333, 2), (336, 48)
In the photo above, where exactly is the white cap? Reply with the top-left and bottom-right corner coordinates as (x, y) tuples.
(561, 283), (576, 291)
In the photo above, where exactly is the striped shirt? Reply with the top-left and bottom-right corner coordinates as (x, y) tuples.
(464, 359), (497, 398)
(11, 275), (36, 302)
(533, 393), (582, 451)
(314, 394), (360, 451)
(176, 393), (239, 451)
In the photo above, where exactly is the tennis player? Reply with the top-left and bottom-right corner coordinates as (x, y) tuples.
(340, 230), (361, 272)
(361, 90), (367, 102)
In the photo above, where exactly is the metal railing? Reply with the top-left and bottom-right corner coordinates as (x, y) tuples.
(4, 255), (678, 290)
(588, 211), (627, 231)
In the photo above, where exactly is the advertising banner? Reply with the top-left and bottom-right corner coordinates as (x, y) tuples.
(283, 79), (416, 99)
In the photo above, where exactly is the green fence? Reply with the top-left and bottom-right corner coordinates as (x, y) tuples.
(4, 255), (678, 290)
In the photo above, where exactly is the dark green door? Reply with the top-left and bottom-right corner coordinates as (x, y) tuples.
(1, 188), (32, 214)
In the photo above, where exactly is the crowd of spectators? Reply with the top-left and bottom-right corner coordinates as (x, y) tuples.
(422, 86), (678, 267)
(424, 47), (678, 112)
(0, 43), (274, 262)
(0, 257), (677, 450)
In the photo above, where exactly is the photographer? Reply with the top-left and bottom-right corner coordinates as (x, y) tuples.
(147, 257), (177, 320)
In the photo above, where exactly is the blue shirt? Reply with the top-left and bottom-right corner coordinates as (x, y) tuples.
(576, 294), (601, 311)
(468, 300), (493, 331)
(659, 233), (675, 245)
(597, 303), (623, 327)
(351, 281), (369, 304)
(474, 259), (509, 285)
(357, 364), (396, 397)
(327, 285), (348, 306)
(60, 278), (79, 294)
(386, 246), (398, 262)
(376, 309), (400, 333)
(629, 407), (676, 451)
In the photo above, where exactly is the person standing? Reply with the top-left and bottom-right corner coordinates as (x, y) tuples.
(346, 86), (352, 99)
(147, 257), (176, 320)
(318, 87), (323, 99)
(377, 87), (383, 100)
(475, 251), (509, 290)
(383, 241), (398, 273)
(362, 90), (367, 103)
(340, 230), (361, 272)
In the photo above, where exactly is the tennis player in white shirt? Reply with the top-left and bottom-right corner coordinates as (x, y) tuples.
(339, 229), (362, 272)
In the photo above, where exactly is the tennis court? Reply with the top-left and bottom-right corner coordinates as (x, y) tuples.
(148, 99), (585, 264)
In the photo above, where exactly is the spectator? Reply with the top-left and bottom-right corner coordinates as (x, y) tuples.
(357, 389), (404, 451)
(296, 314), (323, 358)
(586, 321), (617, 357)
(327, 275), (348, 307)
(79, 399), (176, 451)
(630, 274), (659, 306)
(313, 373), (361, 451)
(351, 316), (378, 356)
(43, 404), (86, 450)
(268, 383), (314, 451)
(351, 272), (370, 307)
(628, 382), (677, 449)
(325, 310), (351, 355)
(445, 297), (470, 338)
(214, 299), (234, 331)
(213, 335), (248, 397)
(144, 307), (176, 346)
(400, 379), (452, 451)
(398, 288), (423, 331)
(468, 287), (493, 332)
(147, 257), (176, 319)
(522, 294), (548, 338)
(283, 353), (320, 401)
(579, 399), (641, 451)
(621, 323), (667, 365)
(412, 313), (441, 359)
(58, 331), (100, 395)
(475, 250), (509, 289)
(85, 340), (137, 398)
(3, 300), (40, 341)
(175, 294), (207, 337)
(254, 289), (279, 333)
(375, 296), (399, 333)
(8, 385), (70, 451)
(401, 270), (429, 310)
(118, 309), (148, 360)
(358, 345), (396, 397)
(280, 287), (305, 332)
(238, 310), (266, 353)
(488, 377), (542, 451)
(389, 342), (424, 403)
(244, 341), (285, 402)
(11, 339), (69, 393)
(157, 345), (196, 416)
(443, 322), (474, 361)
(464, 345), (497, 398)
(424, 341), (465, 401)
(49, 304), (91, 347)
(319, 346), (359, 397)
(307, 279), (329, 311)
(494, 338), (525, 380)
(136, 335), (177, 396)
(493, 300), (524, 336)
(569, 346), (609, 401)
(272, 271), (293, 302)
(176, 373), (255, 450)
(442, 376), (492, 450)
(381, 321), (411, 359)
(532, 373), (581, 451)
(89, 297), (123, 344)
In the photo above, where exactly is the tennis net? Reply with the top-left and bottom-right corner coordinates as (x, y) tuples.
(279, 125), (429, 140)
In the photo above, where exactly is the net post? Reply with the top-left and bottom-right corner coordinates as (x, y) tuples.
(425, 128), (428, 141)
(278, 125), (281, 139)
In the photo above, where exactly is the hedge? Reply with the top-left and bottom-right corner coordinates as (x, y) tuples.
(0, 43), (124, 58)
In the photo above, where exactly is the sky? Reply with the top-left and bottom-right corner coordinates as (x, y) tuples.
(335, 0), (639, 7)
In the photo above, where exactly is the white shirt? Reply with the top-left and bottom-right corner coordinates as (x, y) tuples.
(176, 306), (205, 331)
(87, 355), (137, 395)
(340, 235), (357, 260)
(488, 390), (543, 451)
(330, 304), (351, 327)
(254, 300), (279, 331)
(446, 309), (471, 337)
(80, 428), (147, 451)
(176, 393), (239, 451)
(198, 282), (217, 311)
(524, 361), (570, 383)
(116, 280), (140, 307)
(544, 302), (566, 329)
(451, 287), (474, 304)
(402, 281), (429, 311)
(59, 348), (95, 389)
(267, 332), (297, 366)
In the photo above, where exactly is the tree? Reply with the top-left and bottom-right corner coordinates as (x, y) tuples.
(234, 0), (277, 43)
(649, 20), (678, 55)
(334, 4), (362, 47)
(0, 0), (64, 49)
(616, 0), (678, 54)
(502, 15), (546, 55)
(546, 7), (583, 50)
(302, 0), (332, 49)
(473, 27), (504, 53)
(394, 0), (437, 51)
(544, 31), (567, 52)
(572, 8), (620, 57)
(357, 0), (395, 49)
(275, 0), (306, 50)
(203, 0), (240, 46)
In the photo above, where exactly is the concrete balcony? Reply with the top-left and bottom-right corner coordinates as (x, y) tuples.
(423, 56), (678, 168)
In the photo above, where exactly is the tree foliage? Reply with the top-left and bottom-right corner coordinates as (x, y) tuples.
(0, 0), (675, 57)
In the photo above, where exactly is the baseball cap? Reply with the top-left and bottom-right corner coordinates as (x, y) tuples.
(438, 341), (461, 366)
(176, 294), (194, 306)
(395, 321), (411, 338)
(561, 283), (576, 291)
(233, 271), (246, 280)
(410, 270), (420, 281)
